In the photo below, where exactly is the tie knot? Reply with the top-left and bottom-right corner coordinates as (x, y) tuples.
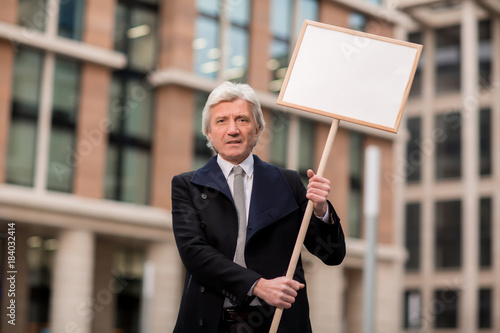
(233, 165), (244, 177)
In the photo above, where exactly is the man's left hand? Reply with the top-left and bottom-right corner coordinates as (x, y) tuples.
(306, 169), (330, 218)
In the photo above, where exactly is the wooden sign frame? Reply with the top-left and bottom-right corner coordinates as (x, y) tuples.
(277, 20), (423, 133)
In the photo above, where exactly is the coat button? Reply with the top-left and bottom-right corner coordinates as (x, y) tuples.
(200, 221), (206, 229)
(200, 286), (205, 293)
(201, 193), (208, 199)
(198, 319), (204, 326)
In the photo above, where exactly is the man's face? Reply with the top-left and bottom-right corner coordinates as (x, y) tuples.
(207, 98), (260, 165)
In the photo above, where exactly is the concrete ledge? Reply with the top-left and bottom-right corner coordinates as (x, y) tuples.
(0, 21), (126, 69)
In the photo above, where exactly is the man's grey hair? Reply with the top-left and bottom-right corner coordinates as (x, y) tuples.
(202, 81), (266, 152)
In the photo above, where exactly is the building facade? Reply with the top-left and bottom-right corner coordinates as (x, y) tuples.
(0, 1), (416, 333)
(399, 0), (500, 332)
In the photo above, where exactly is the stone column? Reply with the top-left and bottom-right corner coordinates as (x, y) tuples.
(303, 253), (345, 333)
(460, 1), (479, 331)
(49, 230), (95, 333)
(141, 239), (182, 333)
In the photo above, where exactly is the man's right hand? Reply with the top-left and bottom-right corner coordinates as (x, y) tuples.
(252, 277), (305, 309)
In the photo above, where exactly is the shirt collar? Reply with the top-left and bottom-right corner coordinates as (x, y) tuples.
(217, 154), (254, 180)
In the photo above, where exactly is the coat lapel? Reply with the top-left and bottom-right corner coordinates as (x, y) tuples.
(247, 156), (299, 241)
(190, 155), (300, 243)
(190, 156), (233, 202)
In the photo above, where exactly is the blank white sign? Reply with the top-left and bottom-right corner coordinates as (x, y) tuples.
(277, 20), (422, 133)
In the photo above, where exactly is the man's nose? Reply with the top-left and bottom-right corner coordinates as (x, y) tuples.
(227, 120), (239, 134)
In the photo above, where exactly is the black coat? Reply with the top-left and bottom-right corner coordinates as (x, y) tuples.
(171, 155), (345, 332)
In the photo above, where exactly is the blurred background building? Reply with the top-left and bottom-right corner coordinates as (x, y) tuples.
(0, 0), (497, 333)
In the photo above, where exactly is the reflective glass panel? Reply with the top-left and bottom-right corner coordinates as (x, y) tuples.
(298, 119), (315, 183)
(348, 132), (363, 238)
(434, 290), (458, 328)
(270, 0), (292, 39)
(406, 117), (422, 182)
(405, 203), (421, 270)
(47, 57), (81, 192)
(435, 200), (461, 269)
(197, 0), (220, 16)
(479, 198), (492, 267)
(7, 48), (43, 186)
(229, 0), (250, 26)
(58, 0), (85, 40)
(479, 20), (491, 87)
(436, 25), (460, 93)
(227, 26), (248, 82)
(269, 111), (289, 168)
(122, 147), (150, 205)
(435, 112), (461, 179)
(194, 15), (220, 79)
(124, 79), (153, 141)
(193, 92), (212, 170)
(128, 8), (158, 71)
(479, 289), (492, 328)
(479, 109), (491, 176)
(18, 0), (47, 32)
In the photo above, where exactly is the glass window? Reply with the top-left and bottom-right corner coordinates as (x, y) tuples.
(114, 247), (144, 333)
(478, 289), (492, 328)
(18, 0), (47, 32)
(115, 2), (158, 72)
(479, 197), (492, 267)
(295, 0), (319, 38)
(193, 92), (212, 170)
(479, 20), (492, 87)
(47, 57), (80, 193)
(408, 32), (422, 97)
(105, 75), (153, 205)
(403, 290), (421, 329)
(349, 12), (366, 31)
(27, 235), (57, 332)
(479, 109), (491, 176)
(194, 0), (249, 82)
(7, 48), (43, 187)
(227, 24), (249, 82)
(436, 25), (460, 94)
(194, 15), (220, 79)
(269, 0), (318, 92)
(434, 289), (459, 328)
(226, 0), (250, 83)
(298, 119), (315, 183)
(269, 111), (290, 168)
(348, 132), (363, 238)
(108, 0), (157, 205)
(405, 203), (421, 270)
(435, 200), (461, 269)
(406, 117), (422, 182)
(435, 112), (461, 179)
(58, 0), (85, 40)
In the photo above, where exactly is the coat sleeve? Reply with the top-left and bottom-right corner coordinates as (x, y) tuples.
(285, 170), (346, 266)
(171, 174), (262, 306)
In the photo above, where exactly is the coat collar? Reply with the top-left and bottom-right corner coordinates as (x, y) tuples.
(190, 155), (299, 241)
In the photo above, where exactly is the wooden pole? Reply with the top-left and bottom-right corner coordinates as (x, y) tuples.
(269, 118), (340, 333)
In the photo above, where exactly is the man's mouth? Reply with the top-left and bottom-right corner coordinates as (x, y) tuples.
(227, 140), (241, 144)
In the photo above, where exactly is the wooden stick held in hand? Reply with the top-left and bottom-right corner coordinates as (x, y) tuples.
(269, 119), (340, 333)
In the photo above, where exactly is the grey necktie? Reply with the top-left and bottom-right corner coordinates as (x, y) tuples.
(233, 165), (247, 268)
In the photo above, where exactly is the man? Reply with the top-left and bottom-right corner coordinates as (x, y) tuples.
(172, 81), (345, 332)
